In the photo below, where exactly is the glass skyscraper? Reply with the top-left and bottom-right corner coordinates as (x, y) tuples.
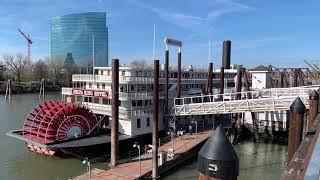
(51, 12), (108, 67)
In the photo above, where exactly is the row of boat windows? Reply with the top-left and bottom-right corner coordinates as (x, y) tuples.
(81, 96), (122, 106)
(80, 96), (156, 107)
(75, 82), (208, 92)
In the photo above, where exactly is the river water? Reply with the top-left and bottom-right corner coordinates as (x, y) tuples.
(0, 93), (287, 180)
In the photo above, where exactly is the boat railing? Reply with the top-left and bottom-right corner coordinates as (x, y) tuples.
(72, 74), (232, 84)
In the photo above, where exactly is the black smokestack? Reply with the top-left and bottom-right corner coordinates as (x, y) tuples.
(222, 40), (231, 69)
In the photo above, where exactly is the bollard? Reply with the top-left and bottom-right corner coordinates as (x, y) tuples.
(198, 126), (239, 180)
(307, 90), (319, 132)
(288, 97), (306, 163)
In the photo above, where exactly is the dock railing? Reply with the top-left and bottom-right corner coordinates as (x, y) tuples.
(174, 85), (320, 116)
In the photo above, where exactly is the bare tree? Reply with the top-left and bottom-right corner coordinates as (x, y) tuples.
(2, 53), (26, 84)
(33, 59), (49, 81)
(130, 59), (149, 70)
(46, 56), (63, 85)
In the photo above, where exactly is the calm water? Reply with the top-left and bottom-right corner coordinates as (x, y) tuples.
(162, 139), (288, 180)
(0, 94), (287, 180)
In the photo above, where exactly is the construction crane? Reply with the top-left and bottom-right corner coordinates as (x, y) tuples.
(18, 28), (33, 62)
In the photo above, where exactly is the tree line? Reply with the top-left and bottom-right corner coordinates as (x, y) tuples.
(1, 53), (76, 86)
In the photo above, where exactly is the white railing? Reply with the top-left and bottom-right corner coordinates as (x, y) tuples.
(72, 74), (155, 83)
(173, 85), (320, 116)
(72, 74), (233, 84)
(118, 92), (164, 99)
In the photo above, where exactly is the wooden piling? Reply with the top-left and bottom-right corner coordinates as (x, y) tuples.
(293, 69), (298, 87)
(177, 48), (181, 98)
(280, 72), (284, 88)
(219, 67), (225, 96)
(5, 79), (11, 101)
(243, 68), (259, 142)
(152, 60), (159, 179)
(111, 59), (119, 167)
(288, 97), (306, 163)
(235, 67), (242, 100)
(307, 90), (319, 132)
(164, 49), (169, 130)
(206, 63), (213, 94)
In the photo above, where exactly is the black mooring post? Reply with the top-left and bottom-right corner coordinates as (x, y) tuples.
(152, 60), (159, 179)
(288, 97), (306, 163)
(198, 126), (239, 180)
(308, 90), (319, 132)
(111, 59), (119, 167)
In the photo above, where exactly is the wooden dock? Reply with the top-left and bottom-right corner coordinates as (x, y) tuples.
(73, 129), (212, 180)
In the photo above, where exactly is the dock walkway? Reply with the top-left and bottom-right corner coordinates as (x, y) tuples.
(73, 130), (212, 180)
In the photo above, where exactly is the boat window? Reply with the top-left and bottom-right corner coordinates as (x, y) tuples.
(97, 83), (100, 89)
(89, 83), (92, 88)
(146, 117), (150, 127)
(94, 97), (99, 104)
(137, 119), (141, 128)
(102, 83), (105, 89)
(122, 71), (125, 76)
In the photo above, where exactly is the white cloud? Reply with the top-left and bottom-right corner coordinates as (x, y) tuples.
(132, 0), (254, 32)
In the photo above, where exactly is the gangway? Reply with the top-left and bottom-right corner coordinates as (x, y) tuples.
(173, 85), (320, 116)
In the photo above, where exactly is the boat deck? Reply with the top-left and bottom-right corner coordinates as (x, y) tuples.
(73, 129), (212, 180)
(7, 130), (131, 148)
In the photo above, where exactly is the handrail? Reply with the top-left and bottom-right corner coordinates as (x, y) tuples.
(174, 85), (320, 107)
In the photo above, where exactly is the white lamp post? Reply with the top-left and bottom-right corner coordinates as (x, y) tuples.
(191, 120), (198, 133)
(133, 142), (141, 177)
(82, 157), (91, 180)
(167, 129), (175, 156)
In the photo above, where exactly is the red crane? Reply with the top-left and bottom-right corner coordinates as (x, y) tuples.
(18, 28), (33, 62)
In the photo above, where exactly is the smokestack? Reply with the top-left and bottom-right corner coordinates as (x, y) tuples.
(222, 40), (231, 69)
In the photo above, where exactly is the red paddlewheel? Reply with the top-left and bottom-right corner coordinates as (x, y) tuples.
(23, 101), (97, 144)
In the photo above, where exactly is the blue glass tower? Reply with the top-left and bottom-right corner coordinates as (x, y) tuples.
(51, 12), (108, 67)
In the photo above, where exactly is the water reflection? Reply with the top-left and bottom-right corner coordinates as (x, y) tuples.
(163, 137), (288, 180)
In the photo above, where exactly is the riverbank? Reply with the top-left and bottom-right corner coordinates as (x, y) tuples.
(0, 81), (62, 94)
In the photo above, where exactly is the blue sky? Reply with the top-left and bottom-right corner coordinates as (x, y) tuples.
(0, 0), (319, 68)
